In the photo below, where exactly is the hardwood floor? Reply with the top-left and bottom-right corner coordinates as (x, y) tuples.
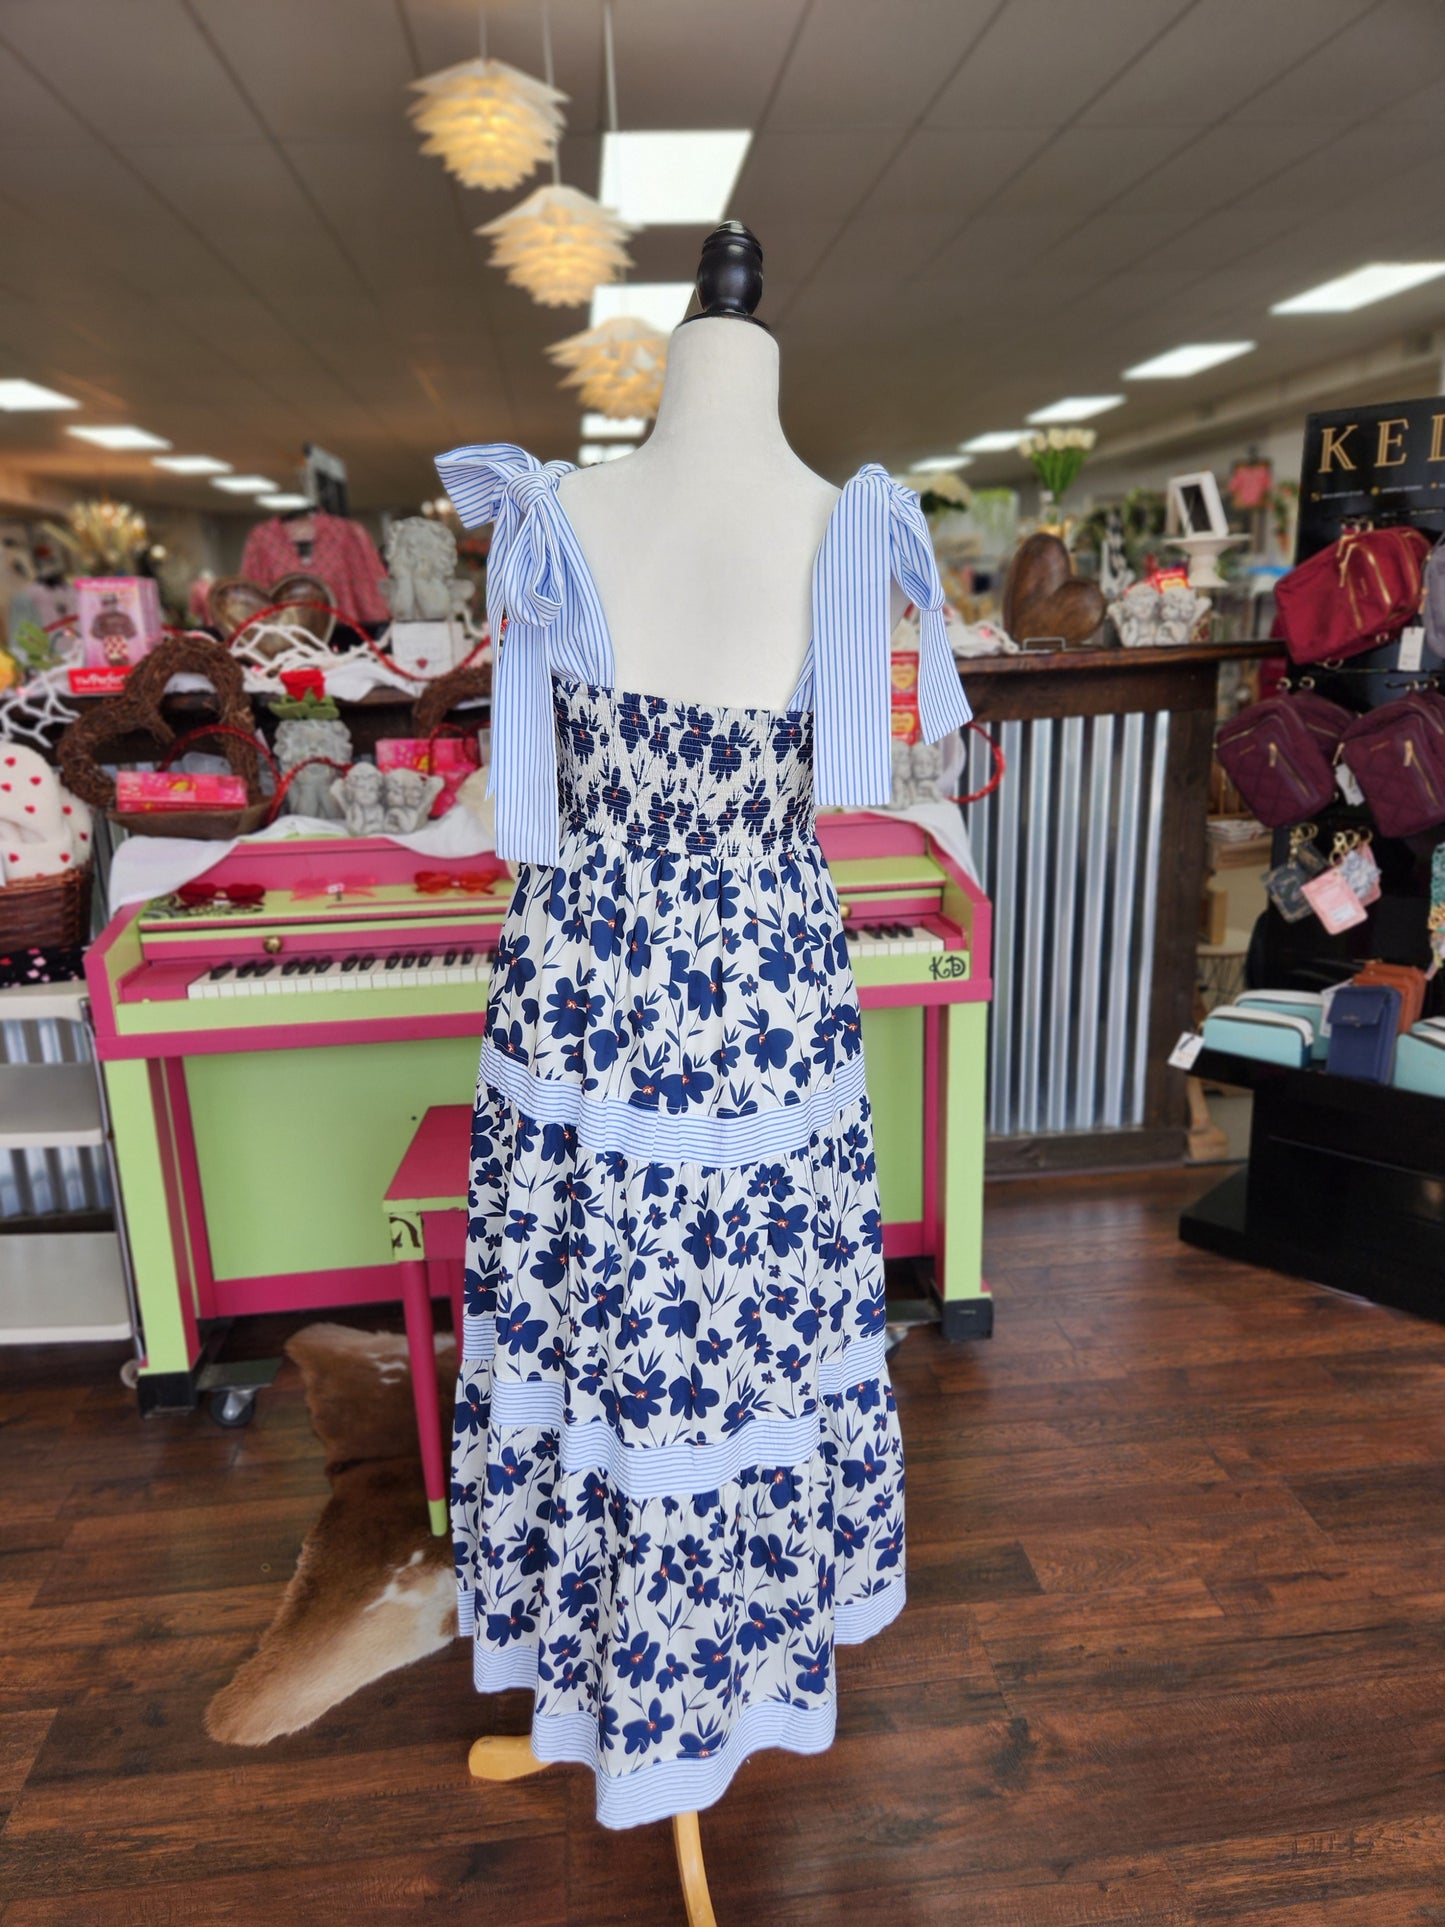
(5, 1168), (1445, 1924)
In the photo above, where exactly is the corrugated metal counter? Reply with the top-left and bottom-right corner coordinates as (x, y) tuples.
(957, 639), (1274, 1172)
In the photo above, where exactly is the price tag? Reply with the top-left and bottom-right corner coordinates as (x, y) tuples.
(1168, 1031), (1205, 1070)
(1398, 625), (1426, 673)
(1335, 758), (1364, 806)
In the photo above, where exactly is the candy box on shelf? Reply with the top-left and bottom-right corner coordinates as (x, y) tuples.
(115, 770), (249, 812)
(376, 733), (481, 817)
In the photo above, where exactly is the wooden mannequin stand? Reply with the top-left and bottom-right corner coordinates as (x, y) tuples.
(468, 1737), (717, 1925)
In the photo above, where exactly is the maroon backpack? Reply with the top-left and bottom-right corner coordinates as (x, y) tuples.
(1216, 692), (1350, 826)
(1341, 689), (1445, 837)
(1275, 526), (1430, 664)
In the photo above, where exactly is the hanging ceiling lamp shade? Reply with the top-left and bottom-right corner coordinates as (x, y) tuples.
(547, 315), (668, 419)
(478, 184), (635, 307)
(408, 57), (566, 192)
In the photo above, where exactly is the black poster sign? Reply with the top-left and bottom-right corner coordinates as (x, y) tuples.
(1296, 394), (1445, 563)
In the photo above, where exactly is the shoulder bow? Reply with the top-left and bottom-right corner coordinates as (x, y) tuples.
(432, 441), (576, 864)
(812, 464), (971, 808)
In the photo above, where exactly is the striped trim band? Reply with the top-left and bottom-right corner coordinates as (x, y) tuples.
(480, 1040), (868, 1165)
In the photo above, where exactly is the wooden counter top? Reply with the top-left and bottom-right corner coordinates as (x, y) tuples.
(957, 638), (1279, 677)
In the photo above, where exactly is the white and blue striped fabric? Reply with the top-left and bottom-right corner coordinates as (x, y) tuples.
(433, 441), (971, 863)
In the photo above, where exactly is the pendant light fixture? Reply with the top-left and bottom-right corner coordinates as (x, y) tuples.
(408, 7), (566, 193)
(475, 3), (633, 307)
(542, 2), (664, 411)
(547, 314), (668, 419)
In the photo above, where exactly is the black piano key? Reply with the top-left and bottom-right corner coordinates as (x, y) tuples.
(281, 960), (301, 976)
(207, 963), (233, 980)
(253, 961), (275, 977)
(417, 951), (432, 965)
(401, 953), (417, 968)
(385, 955), (400, 970)
(341, 956), (359, 973)
(444, 949), (458, 965)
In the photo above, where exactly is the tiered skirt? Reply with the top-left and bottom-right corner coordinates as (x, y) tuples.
(450, 711), (905, 1828)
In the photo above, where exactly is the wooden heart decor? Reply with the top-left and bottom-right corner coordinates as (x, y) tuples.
(209, 573), (336, 657)
(1002, 532), (1106, 650)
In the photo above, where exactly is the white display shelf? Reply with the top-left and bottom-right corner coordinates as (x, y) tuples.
(0, 1063), (104, 1150)
(0, 981), (88, 1026)
(0, 1232), (131, 1343)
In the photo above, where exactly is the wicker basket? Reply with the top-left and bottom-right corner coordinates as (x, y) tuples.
(0, 861), (91, 948)
(57, 636), (267, 839)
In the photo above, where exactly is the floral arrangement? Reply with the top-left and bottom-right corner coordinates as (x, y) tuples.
(42, 499), (150, 575)
(1018, 426), (1096, 499)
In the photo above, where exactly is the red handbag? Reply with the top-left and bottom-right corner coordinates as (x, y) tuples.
(1275, 526), (1430, 664)
(1216, 693), (1347, 826)
(1340, 689), (1445, 837)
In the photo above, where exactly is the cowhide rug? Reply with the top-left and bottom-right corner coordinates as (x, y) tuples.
(205, 1322), (458, 1747)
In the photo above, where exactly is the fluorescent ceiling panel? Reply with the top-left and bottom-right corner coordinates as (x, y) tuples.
(600, 130), (751, 225)
(257, 493), (312, 511)
(153, 454), (232, 475)
(581, 412), (647, 439)
(578, 443), (633, 466)
(66, 424), (171, 450)
(909, 454), (975, 472)
(1026, 396), (1125, 423)
(211, 474), (277, 494)
(1124, 342), (1256, 379)
(0, 380), (77, 411)
(960, 430), (1028, 453)
(1271, 262), (1445, 314)
(589, 282), (694, 332)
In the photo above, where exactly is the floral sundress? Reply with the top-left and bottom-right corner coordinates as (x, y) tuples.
(435, 441), (969, 1828)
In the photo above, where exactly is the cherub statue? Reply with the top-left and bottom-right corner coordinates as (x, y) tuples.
(1158, 583), (1212, 647)
(330, 761), (386, 837)
(381, 764), (444, 834)
(379, 518), (475, 623)
(1109, 582), (1161, 650)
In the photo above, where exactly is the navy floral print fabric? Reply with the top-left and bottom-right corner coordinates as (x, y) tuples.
(451, 675), (905, 1830)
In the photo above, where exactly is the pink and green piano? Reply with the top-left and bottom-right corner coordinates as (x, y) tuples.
(85, 815), (992, 1415)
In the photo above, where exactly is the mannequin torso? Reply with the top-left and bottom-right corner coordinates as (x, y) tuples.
(557, 319), (902, 711)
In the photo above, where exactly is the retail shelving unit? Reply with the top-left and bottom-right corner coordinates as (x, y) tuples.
(0, 982), (134, 1344)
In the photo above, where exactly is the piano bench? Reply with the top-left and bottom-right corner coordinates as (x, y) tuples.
(383, 1103), (472, 1535)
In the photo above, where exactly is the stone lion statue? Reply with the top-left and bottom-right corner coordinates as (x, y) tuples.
(380, 517), (475, 623)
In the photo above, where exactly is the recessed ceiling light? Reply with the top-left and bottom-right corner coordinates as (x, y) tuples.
(600, 130), (752, 225)
(210, 474), (278, 495)
(256, 492), (312, 511)
(1124, 342), (1256, 379)
(152, 454), (232, 476)
(578, 443), (633, 466)
(960, 430), (1028, 453)
(1026, 396), (1125, 424)
(0, 380), (78, 411)
(589, 282), (694, 333)
(1271, 262), (1445, 314)
(581, 412), (647, 439)
(909, 454), (976, 473)
(66, 424), (172, 451)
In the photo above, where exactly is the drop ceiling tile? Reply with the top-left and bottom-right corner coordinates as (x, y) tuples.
(1082, 0), (1374, 126)
(0, 0), (258, 143)
(1228, 0), (1445, 123)
(929, 0), (1196, 126)
(768, 0), (1003, 128)
(985, 123), (1190, 219)
(862, 124), (1050, 217)
(190, 0), (415, 142)
(734, 128), (906, 223)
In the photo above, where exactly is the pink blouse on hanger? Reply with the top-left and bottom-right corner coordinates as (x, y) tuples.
(240, 513), (390, 628)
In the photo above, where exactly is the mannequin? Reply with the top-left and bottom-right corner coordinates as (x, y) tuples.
(557, 223), (904, 707)
(466, 226), (917, 1927)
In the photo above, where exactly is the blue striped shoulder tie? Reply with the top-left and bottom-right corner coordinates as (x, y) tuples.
(434, 442), (574, 864)
(812, 465), (972, 808)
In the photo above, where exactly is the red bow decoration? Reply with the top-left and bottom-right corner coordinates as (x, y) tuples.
(175, 880), (266, 909)
(413, 861), (511, 895)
